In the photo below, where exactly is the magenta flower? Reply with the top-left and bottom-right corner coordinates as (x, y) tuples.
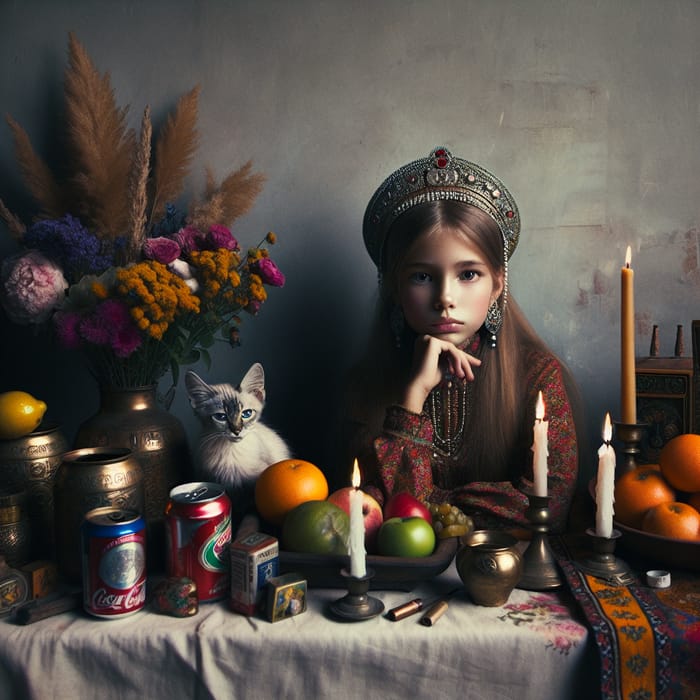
(143, 237), (181, 264)
(244, 300), (262, 315)
(252, 257), (285, 287)
(0, 250), (68, 324)
(78, 312), (112, 345)
(173, 226), (204, 254)
(206, 224), (238, 251)
(91, 300), (142, 357)
(53, 311), (83, 349)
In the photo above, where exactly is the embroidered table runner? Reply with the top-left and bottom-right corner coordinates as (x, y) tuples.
(554, 539), (700, 700)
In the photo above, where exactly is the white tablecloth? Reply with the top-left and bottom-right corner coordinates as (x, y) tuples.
(0, 562), (598, 700)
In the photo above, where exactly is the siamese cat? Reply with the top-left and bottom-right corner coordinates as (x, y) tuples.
(185, 363), (291, 492)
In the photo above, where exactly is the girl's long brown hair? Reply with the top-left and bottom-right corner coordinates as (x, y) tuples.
(345, 199), (571, 482)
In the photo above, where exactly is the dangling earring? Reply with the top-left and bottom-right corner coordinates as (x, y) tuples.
(390, 306), (405, 348)
(484, 299), (502, 349)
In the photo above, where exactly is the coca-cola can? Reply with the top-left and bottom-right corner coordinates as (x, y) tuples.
(165, 482), (231, 602)
(81, 507), (147, 619)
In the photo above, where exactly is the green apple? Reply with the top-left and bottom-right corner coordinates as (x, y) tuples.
(282, 500), (350, 555)
(377, 516), (436, 558)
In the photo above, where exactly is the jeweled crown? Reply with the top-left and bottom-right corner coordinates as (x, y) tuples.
(362, 147), (520, 269)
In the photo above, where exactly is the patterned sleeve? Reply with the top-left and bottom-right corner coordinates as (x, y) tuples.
(367, 352), (578, 533)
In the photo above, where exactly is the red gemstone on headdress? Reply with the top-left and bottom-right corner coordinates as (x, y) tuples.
(436, 157), (448, 168)
(435, 149), (447, 157)
(506, 210), (514, 219)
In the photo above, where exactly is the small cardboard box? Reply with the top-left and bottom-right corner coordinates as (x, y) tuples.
(265, 573), (307, 623)
(20, 560), (58, 599)
(229, 532), (279, 616)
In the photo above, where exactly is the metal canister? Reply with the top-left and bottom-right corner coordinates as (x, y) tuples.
(53, 447), (145, 582)
(81, 507), (146, 619)
(165, 482), (231, 602)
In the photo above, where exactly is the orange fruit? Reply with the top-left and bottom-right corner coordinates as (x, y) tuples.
(614, 465), (676, 529)
(641, 501), (700, 541)
(254, 459), (329, 525)
(658, 434), (700, 492)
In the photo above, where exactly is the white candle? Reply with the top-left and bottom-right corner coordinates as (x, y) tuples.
(348, 459), (366, 578)
(532, 391), (549, 497)
(595, 413), (616, 538)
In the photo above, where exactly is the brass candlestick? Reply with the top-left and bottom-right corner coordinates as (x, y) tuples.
(329, 569), (385, 621)
(576, 528), (634, 584)
(613, 421), (647, 475)
(517, 490), (562, 590)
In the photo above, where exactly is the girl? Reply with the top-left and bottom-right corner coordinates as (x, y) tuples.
(342, 147), (580, 533)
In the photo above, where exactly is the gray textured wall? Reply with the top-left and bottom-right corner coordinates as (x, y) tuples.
(1, 1), (699, 486)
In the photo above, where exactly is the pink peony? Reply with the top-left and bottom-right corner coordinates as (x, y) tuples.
(205, 224), (238, 251)
(252, 257), (285, 287)
(0, 250), (68, 324)
(143, 237), (181, 264)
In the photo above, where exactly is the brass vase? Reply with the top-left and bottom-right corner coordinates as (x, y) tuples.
(0, 424), (69, 558)
(74, 385), (191, 524)
(53, 447), (145, 582)
(456, 530), (523, 607)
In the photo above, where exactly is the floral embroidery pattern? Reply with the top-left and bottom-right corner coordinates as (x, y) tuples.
(498, 592), (586, 656)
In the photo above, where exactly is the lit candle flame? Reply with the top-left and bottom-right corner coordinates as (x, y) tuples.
(602, 412), (612, 443)
(351, 458), (361, 489)
(536, 391), (545, 421)
(625, 245), (632, 269)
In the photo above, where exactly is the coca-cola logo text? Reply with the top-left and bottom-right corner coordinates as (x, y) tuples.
(91, 581), (146, 612)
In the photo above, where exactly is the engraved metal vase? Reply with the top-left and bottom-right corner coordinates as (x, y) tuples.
(53, 447), (145, 582)
(74, 385), (191, 525)
(0, 490), (32, 567)
(0, 424), (69, 558)
(456, 530), (523, 607)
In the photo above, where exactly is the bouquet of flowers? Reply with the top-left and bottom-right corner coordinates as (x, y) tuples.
(0, 34), (284, 390)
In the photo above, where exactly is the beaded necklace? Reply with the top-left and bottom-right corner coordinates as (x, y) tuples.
(428, 377), (471, 458)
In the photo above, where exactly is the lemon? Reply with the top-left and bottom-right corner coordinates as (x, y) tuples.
(0, 391), (47, 440)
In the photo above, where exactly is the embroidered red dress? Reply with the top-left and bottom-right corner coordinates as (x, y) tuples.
(363, 349), (578, 533)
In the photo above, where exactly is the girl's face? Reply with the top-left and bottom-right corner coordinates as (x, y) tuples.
(397, 227), (503, 348)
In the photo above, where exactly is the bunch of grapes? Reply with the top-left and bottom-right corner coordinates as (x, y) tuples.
(427, 502), (474, 539)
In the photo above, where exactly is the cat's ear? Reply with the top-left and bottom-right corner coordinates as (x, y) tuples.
(239, 363), (266, 403)
(185, 370), (215, 407)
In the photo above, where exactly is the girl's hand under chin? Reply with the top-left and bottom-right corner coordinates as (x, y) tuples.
(400, 335), (481, 414)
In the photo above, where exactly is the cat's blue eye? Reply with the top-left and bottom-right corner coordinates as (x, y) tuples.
(213, 412), (227, 423)
(241, 409), (256, 421)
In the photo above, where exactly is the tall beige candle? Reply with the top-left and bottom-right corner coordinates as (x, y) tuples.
(621, 246), (636, 424)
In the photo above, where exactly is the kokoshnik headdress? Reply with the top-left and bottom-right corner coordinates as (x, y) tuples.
(362, 147), (521, 346)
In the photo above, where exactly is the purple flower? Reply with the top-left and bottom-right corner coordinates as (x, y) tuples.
(22, 215), (112, 282)
(252, 257), (285, 287)
(143, 237), (181, 264)
(205, 224), (238, 251)
(0, 250), (68, 324)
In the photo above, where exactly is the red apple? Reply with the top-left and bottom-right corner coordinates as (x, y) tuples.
(327, 487), (384, 553)
(383, 492), (432, 524)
